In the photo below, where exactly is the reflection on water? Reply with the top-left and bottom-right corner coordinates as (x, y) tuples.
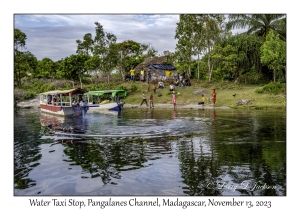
(14, 108), (286, 196)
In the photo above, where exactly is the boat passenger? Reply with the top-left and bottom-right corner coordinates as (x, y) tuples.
(71, 98), (77, 106)
(53, 96), (57, 106)
(47, 95), (52, 104)
(79, 96), (86, 107)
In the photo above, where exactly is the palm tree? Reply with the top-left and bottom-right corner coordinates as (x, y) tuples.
(226, 14), (286, 40)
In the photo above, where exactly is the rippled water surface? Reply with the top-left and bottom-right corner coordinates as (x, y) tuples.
(14, 108), (286, 196)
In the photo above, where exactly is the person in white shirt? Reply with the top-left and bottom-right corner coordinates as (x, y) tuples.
(169, 83), (175, 91)
(158, 81), (164, 89)
(140, 91), (148, 106)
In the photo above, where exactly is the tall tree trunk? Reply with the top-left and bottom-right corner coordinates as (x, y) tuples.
(197, 54), (200, 80)
(119, 65), (125, 81)
(188, 57), (191, 78)
(209, 62), (214, 83)
(274, 69), (276, 82)
(208, 54), (212, 82)
(107, 72), (110, 84)
(119, 51), (125, 81)
(16, 70), (20, 87)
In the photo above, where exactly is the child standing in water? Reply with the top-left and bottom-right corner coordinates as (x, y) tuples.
(149, 93), (154, 108)
(212, 89), (217, 106)
(172, 91), (176, 110)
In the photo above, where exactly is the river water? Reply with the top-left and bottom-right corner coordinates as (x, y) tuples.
(14, 107), (286, 196)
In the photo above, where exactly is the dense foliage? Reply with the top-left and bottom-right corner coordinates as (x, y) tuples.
(14, 14), (286, 100)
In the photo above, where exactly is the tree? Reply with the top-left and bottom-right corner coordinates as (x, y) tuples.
(227, 14), (286, 40)
(76, 22), (119, 84)
(201, 16), (225, 82)
(35, 58), (55, 79)
(76, 22), (152, 82)
(116, 40), (148, 80)
(208, 44), (237, 80)
(14, 51), (37, 87)
(175, 15), (224, 81)
(76, 33), (94, 55)
(260, 30), (286, 82)
(100, 33), (119, 84)
(215, 34), (263, 81)
(14, 28), (27, 52)
(57, 54), (90, 88)
(146, 43), (158, 58)
(14, 28), (34, 87)
(175, 15), (195, 77)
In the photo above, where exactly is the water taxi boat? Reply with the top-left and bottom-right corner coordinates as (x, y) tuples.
(39, 88), (89, 116)
(85, 90), (126, 111)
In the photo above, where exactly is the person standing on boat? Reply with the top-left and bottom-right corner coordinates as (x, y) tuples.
(140, 91), (148, 107)
(212, 89), (217, 106)
(79, 95), (87, 107)
(172, 91), (176, 110)
(149, 93), (154, 108)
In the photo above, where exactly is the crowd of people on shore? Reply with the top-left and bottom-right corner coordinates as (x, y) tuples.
(128, 69), (191, 86)
(130, 68), (217, 109)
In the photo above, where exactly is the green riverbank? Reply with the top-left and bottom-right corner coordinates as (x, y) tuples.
(15, 80), (286, 110)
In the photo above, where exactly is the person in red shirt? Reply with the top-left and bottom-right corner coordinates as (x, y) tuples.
(172, 91), (176, 110)
(212, 89), (216, 106)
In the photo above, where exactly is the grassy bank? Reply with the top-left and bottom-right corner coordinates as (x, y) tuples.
(14, 79), (286, 109)
(119, 80), (286, 109)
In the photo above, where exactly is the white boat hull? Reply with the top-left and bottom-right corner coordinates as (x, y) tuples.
(88, 102), (124, 111)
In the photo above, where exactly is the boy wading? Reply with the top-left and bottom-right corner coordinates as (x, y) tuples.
(149, 93), (154, 108)
(140, 91), (148, 106)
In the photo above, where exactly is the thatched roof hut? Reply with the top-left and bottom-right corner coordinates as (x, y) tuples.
(135, 56), (176, 80)
(134, 56), (168, 70)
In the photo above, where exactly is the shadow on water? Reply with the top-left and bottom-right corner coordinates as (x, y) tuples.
(14, 108), (286, 196)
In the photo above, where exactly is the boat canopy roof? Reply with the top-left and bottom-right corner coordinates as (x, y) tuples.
(86, 90), (127, 97)
(40, 88), (88, 96)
